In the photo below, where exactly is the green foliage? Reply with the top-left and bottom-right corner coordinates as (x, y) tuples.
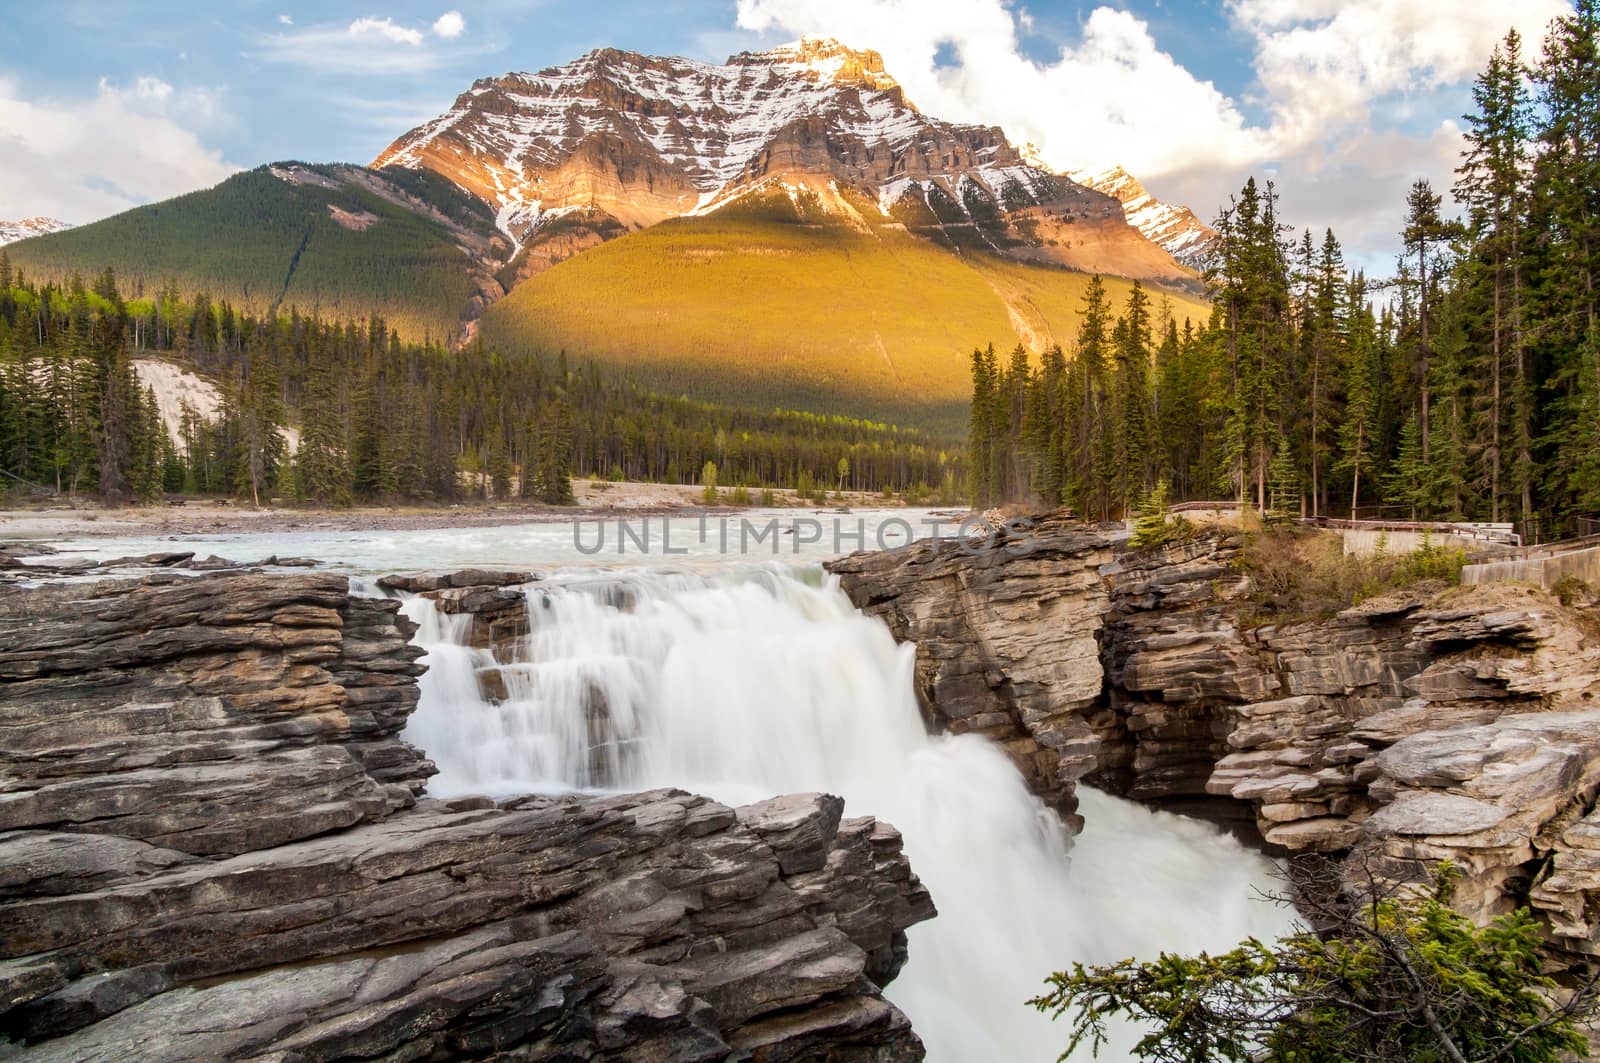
(1129, 478), (1190, 548)
(1031, 864), (1593, 1063)
(1241, 528), (1467, 619)
(1399, 533), (1469, 584)
(0, 269), (962, 504)
(966, 8), (1600, 536)
(700, 460), (718, 504)
(4, 164), (496, 346)
(1551, 574), (1594, 606)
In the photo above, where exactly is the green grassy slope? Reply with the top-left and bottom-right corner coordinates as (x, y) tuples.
(478, 188), (1212, 434)
(4, 164), (498, 343)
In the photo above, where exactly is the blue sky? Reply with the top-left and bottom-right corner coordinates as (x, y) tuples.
(5, 1), (1264, 169)
(0, 1), (1574, 272)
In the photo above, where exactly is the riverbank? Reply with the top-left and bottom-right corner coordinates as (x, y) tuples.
(0, 479), (922, 541)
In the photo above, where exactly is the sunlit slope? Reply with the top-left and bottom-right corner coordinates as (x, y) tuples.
(4, 164), (500, 344)
(478, 190), (1211, 433)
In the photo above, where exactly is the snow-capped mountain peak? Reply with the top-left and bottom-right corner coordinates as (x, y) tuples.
(372, 40), (1207, 287)
(731, 36), (907, 97)
(0, 216), (72, 246)
(374, 40), (1029, 240)
(1067, 165), (1218, 268)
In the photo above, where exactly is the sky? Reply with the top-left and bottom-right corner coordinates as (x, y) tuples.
(0, 0), (1574, 274)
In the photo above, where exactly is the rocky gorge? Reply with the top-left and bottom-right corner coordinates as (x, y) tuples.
(0, 568), (935, 1060)
(7, 511), (1600, 1060)
(827, 516), (1600, 970)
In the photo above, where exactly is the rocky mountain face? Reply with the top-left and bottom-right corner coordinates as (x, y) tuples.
(0, 217), (71, 246)
(0, 567), (934, 1059)
(828, 521), (1600, 970)
(374, 37), (1199, 285)
(1068, 165), (1218, 269)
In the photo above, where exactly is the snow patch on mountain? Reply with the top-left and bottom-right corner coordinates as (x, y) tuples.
(1068, 165), (1217, 268)
(370, 37), (1203, 282)
(0, 217), (72, 245)
(373, 37), (1045, 236)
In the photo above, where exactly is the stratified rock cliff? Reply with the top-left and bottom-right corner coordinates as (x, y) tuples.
(825, 516), (1109, 825)
(829, 521), (1600, 968)
(0, 571), (935, 1059)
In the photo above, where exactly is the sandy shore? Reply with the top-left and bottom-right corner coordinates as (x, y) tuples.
(0, 480), (914, 540)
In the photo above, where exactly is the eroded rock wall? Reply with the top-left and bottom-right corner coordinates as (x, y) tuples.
(828, 516), (1112, 823)
(829, 522), (1600, 966)
(0, 571), (935, 1060)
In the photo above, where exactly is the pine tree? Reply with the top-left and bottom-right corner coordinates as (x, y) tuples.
(295, 352), (351, 506)
(237, 339), (287, 506)
(1304, 230), (1346, 516)
(1531, 2), (1600, 515)
(1456, 29), (1535, 524)
(967, 345), (1000, 507)
(1402, 179), (1455, 463)
(534, 396), (575, 505)
(1386, 414), (1428, 519)
(1065, 277), (1113, 520)
(1336, 274), (1380, 520)
(1112, 281), (1155, 515)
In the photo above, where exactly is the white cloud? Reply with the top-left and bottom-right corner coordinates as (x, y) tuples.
(278, 13), (293, 26)
(733, 0), (1573, 271)
(433, 11), (466, 39)
(0, 76), (238, 225)
(734, 0), (1266, 177)
(130, 76), (173, 104)
(1234, 0), (1569, 146)
(349, 16), (424, 46)
(255, 13), (480, 74)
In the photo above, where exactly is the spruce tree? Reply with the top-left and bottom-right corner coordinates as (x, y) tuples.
(1456, 29), (1535, 524)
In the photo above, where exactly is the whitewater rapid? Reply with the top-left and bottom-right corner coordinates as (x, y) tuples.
(399, 564), (1295, 1061)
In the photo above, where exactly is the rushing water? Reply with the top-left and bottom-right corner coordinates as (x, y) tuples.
(400, 563), (1296, 1061)
(40, 507), (1292, 1058)
(32, 508), (958, 575)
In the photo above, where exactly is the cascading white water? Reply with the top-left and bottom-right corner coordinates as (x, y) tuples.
(400, 564), (1295, 1061)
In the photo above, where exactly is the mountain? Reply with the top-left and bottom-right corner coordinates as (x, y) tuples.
(9, 37), (1215, 432)
(381, 37), (1210, 429)
(3, 164), (504, 343)
(1067, 165), (1218, 269)
(0, 217), (71, 245)
(477, 185), (1207, 434)
(373, 37), (1195, 287)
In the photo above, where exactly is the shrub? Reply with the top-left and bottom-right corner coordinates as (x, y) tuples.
(1032, 863), (1597, 1063)
(1240, 528), (1468, 620)
(700, 461), (718, 505)
(1552, 575), (1594, 607)
(1129, 479), (1192, 548)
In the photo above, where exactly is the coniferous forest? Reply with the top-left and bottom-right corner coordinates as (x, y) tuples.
(971, 6), (1600, 542)
(0, 265), (963, 507)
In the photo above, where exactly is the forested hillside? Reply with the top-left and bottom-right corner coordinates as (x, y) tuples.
(972, 6), (1600, 542)
(2, 164), (501, 346)
(480, 186), (1210, 436)
(0, 263), (963, 506)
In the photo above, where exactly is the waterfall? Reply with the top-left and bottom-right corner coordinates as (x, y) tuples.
(399, 563), (1294, 1061)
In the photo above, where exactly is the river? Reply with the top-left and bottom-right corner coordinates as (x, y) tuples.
(43, 508), (1295, 1060)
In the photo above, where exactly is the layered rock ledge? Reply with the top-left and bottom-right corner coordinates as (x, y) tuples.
(0, 571), (935, 1060)
(829, 519), (1600, 967)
